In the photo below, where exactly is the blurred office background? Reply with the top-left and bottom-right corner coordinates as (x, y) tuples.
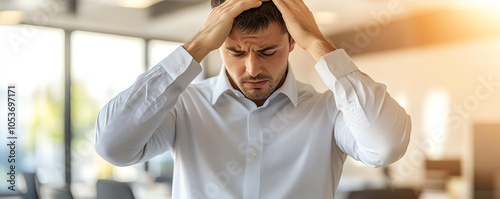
(1, 0), (500, 198)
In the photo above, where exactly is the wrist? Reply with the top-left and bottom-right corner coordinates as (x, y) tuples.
(183, 39), (211, 63)
(306, 37), (337, 62)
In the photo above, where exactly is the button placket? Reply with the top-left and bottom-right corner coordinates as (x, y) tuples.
(250, 152), (257, 158)
(242, 111), (263, 199)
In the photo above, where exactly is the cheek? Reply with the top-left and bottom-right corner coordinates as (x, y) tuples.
(222, 55), (245, 79)
(268, 53), (289, 72)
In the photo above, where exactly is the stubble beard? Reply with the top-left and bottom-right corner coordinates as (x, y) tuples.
(238, 67), (288, 101)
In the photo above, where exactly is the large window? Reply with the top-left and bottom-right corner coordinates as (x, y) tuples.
(0, 25), (65, 193)
(148, 40), (182, 69)
(70, 31), (146, 191)
(0, 25), (182, 198)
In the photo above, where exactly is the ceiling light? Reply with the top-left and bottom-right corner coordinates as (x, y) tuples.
(118, 0), (163, 8)
(0, 10), (24, 25)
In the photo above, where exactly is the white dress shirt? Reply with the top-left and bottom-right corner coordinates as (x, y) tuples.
(94, 46), (411, 199)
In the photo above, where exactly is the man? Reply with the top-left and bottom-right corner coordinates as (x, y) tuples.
(94, 0), (411, 198)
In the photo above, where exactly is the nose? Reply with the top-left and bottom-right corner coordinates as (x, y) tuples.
(245, 52), (262, 77)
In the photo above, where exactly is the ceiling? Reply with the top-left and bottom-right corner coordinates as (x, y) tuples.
(2, 0), (500, 44)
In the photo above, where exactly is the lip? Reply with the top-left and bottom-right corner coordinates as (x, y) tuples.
(244, 80), (268, 88)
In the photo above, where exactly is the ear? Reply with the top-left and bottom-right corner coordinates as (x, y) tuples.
(288, 36), (296, 52)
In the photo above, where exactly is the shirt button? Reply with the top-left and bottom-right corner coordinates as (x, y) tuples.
(251, 152), (257, 158)
(178, 63), (184, 69)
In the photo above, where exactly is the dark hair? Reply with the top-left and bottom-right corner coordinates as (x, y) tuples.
(211, 0), (287, 34)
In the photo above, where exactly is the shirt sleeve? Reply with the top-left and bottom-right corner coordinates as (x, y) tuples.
(314, 49), (412, 167)
(94, 46), (202, 166)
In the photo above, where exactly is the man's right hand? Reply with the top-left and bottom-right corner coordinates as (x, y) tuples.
(183, 0), (267, 63)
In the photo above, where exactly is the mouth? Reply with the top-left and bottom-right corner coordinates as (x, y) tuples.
(243, 80), (268, 89)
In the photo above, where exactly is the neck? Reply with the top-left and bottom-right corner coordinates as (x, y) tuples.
(254, 99), (266, 107)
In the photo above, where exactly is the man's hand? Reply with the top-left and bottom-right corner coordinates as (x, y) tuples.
(183, 0), (268, 63)
(272, 0), (336, 61)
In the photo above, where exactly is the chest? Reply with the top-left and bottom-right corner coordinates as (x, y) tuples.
(174, 96), (335, 165)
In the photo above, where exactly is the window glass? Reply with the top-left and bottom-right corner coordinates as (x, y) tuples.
(0, 25), (65, 193)
(148, 40), (182, 69)
(70, 31), (145, 197)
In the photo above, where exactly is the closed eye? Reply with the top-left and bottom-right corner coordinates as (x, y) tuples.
(229, 49), (245, 57)
(229, 51), (245, 57)
(258, 46), (278, 57)
(260, 51), (276, 56)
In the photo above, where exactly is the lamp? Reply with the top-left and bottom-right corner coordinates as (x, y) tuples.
(0, 1), (25, 25)
(0, 10), (24, 24)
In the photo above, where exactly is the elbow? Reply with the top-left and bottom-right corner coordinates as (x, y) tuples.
(359, 142), (410, 168)
(94, 142), (137, 167)
(94, 124), (139, 167)
(94, 103), (143, 167)
(360, 144), (406, 168)
(371, 141), (410, 167)
(361, 116), (412, 167)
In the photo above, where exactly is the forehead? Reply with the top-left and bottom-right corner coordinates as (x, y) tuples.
(225, 23), (288, 48)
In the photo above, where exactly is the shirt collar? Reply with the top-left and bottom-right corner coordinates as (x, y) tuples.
(211, 64), (299, 107)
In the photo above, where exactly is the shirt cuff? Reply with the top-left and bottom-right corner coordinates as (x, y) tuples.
(135, 46), (201, 122)
(314, 48), (360, 89)
(158, 45), (202, 86)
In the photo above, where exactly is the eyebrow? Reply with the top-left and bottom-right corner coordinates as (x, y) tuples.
(227, 47), (244, 53)
(257, 45), (279, 53)
(227, 45), (279, 53)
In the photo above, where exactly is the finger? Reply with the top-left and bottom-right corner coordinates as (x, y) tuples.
(272, 0), (297, 8)
(272, 0), (297, 17)
(271, 0), (286, 9)
(221, 0), (266, 18)
(222, 0), (265, 10)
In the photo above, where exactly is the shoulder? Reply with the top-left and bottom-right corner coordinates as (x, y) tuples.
(295, 80), (335, 108)
(190, 75), (217, 90)
(181, 76), (218, 101)
(296, 80), (319, 99)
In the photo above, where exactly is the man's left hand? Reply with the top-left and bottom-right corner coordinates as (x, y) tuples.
(272, 0), (336, 61)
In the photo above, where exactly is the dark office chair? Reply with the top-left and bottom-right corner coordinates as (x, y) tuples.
(348, 188), (419, 199)
(96, 179), (135, 199)
(44, 186), (74, 199)
(21, 172), (41, 199)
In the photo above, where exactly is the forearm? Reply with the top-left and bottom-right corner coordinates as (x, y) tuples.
(305, 37), (337, 62)
(94, 90), (170, 166)
(94, 46), (202, 166)
(316, 49), (411, 167)
(335, 73), (411, 167)
(183, 39), (212, 63)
